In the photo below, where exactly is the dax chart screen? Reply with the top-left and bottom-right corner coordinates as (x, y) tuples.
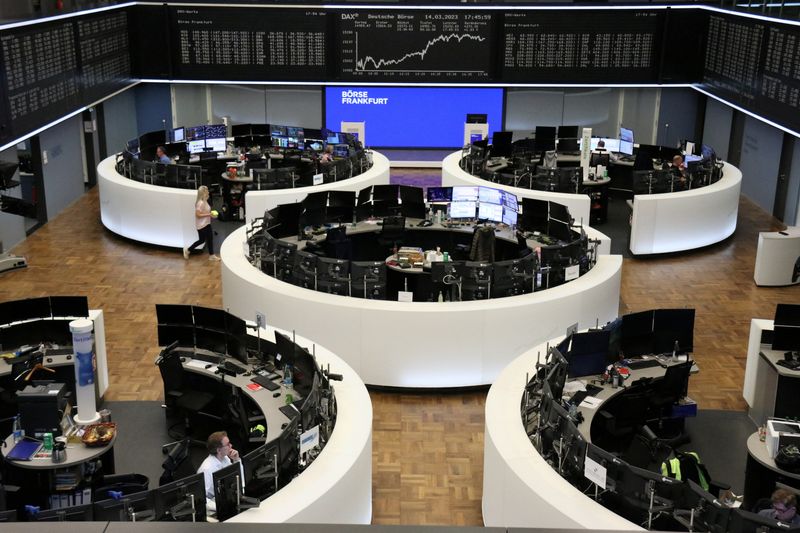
(336, 11), (496, 82)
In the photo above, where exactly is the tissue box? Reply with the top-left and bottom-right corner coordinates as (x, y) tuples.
(766, 419), (800, 458)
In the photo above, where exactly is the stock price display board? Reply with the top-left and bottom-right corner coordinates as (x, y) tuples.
(170, 7), (328, 81)
(502, 10), (662, 83)
(703, 14), (800, 133)
(77, 10), (131, 104)
(337, 11), (495, 82)
(0, 20), (81, 144)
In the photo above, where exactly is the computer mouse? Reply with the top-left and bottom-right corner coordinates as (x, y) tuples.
(273, 392), (281, 398)
(205, 363), (213, 369)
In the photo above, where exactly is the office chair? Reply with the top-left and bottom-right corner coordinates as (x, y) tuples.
(158, 438), (196, 486)
(323, 225), (352, 260)
(469, 225), (496, 262)
(156, 348), (216, 439)
(93, 473), (150, 502)
(226, 386), (266, 450)
(377, 216), (406, 253)
(648, 360), (693, 440)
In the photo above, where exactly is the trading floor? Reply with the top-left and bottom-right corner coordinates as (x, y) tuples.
(0, 167), (793, 526)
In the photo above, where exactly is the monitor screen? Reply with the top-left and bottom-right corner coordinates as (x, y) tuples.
(14, 297), (51, 321)
(274, 330), (297, 367)
(271, 125), (287, 137)
(503, 193), (518, 212)
(286, 126), (304, 138)
(333, 144), (350, 158)
(231, 124), (251, 137)
(156, 304), (193, 326)
(326, 133), (341, 144)
(478, 202), (503, 223)
(583, 137), (621, 152)
(157, 324), (195, 347)
(242, 442), (280, 500)
(93, 491), (154, 522)
(619, 127), (634, 156)
(452, 186), (479, 202)
(558, 125), (580, 139)
(502, 209), (518, 226)
(479, 186), (503, 205)
(773, 326), (800, 351)
(193, 306), (227, 331)
(491, 131), (513, 158)
(30, 503), (93, 521)
(203, 124), (226, 139)
(775, 304), (800, 326)
(621, 310), (655, 357)
(205, 138), (226, 153)
(212, 461), (245, 522)
(188, 140), (206, 154)
(568, 330), (611, 378)
(653, 308), (695, 354)
(185, 126), (205, 141)
(153, 472), (206, 522)
(427, 187), (452, 203)
(172, 127), (185, 143)
(195, 328), (227, 354)
(449, 201), (476, 219)
(306, 140), (324, 152)
(50, 296), (89, 318)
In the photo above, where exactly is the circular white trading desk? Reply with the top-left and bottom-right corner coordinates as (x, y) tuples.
(629, 162), (742, 255)
(244, 151), (391, 226)
(483, 335), (641, 530)
(221, 226), (622, 389)
(230, 324), (372, 524)
(441, 151), (592, 229)
(96, 152), (390, 248)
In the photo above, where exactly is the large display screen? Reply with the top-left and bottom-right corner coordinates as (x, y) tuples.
(337, 10), (495, 83)
(325, 87), (503, 148)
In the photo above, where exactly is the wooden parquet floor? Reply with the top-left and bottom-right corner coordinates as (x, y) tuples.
(0, 174), (795, 525)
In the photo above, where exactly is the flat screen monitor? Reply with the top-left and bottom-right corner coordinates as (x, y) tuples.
(291, 345), (318, 398)
(153, 472), (206, 522)
(556, 334), (572, 356)
(205, 138), (227, 153)
(520, 198), (548, 233)
(242, 442), (280, 500)
(478, 186), (503, 205)
(329, 190), (356, 208)
(546, 347), (568, 401)
(157, 324), (194, 347)
(193, 306), (226, 332)
(326, 133), (341, 144)
(231, 124), (251, 137)
(271, 125), (287, 137)
(452, 186), (478, 202)
(50, 296), (89, 318)
(212, 461), (245, 522)
(478, 202), (503, 223)
(226, 315), (248, 364)
(503, 193), (518, 212)
(427, 187), (452, 203)
(558, 125), (580, 139)
(139, 130), (167, 150)
(584, 137), (621, 153)
(274, 331), (297, 367)
(188, 140), (206, 154)
(466, 113), (488, 124)
(372, 185), (399, 203)
(29, 503), (93, 521)
(156, 304), (193, 326)
(621, 310), (655, 357)
(568, 330), (611, 378)
(449, 201), (476, 219)
(203, 124), (225, 139)
(14, 297), (51, 321)
(491, 131), (513, 158)
(306, 140), (324, 152)
(775, 304), (800, 326)
(534, 126), (557, 152)
(93, 490), (155, 521)
(171, 127), (185, 143)
(185, 126), (206, 141)
(619, 127), (634, 156)
(652, 308), (695, 354)
(278, 415), (299, 478)
(548, 220), (572, 243)
(502, 209), (517, 226)
(195, 328), (227, 355)
(773, 326), (800, 351)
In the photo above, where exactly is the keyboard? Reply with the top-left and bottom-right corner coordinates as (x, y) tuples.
(626, 358), (663, 370)
(279, 404), (300, 419)
(251, 375), (280, 391)
(224, 360), (247, 375)
(568, 390), (589, 406)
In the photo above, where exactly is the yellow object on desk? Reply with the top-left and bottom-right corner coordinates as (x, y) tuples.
(211, 210), (219, 218)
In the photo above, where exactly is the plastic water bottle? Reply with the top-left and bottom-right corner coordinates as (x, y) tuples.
(672, 340), (680, 361)
(12, 415), (22, 443)
(283, 364), (294, 389)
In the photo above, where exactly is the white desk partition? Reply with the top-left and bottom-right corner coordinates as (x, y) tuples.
(245, 151), (391, 226)
(221, 226), (622, 389)
(441, 151), (592, 229)
(229, 325), (372, 524)
(629, 162), (742, 255)
(98, 155), (198, 248)
(754, 226), (800, 286)
(483, 336), (642, 530)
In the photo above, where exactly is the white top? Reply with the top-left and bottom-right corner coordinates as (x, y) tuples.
(196, 199), (212, 230)
(197, 453), (244, 511)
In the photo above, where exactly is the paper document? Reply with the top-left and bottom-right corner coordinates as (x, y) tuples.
(579, 396), (603, 409)
(186, 360), (217, 372)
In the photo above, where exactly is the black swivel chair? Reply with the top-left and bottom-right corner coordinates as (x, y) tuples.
(378, 216), (406, 252)
(648, 360), (693, 441)
(323, 225), (352, 260)
(156, 348), (216, 439)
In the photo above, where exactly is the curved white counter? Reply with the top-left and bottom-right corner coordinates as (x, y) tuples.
(483, 335), (641, 530)
(629, 162), (742, 255)
(221, 226), (622, 389)
(753, 226), (800, 286)
(442, 151), (592, 229)
(244, 151), (391, 225)
(230, 325), (372, 524)
(96, 152), (390, 248)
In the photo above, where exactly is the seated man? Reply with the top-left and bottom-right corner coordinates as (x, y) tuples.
(670, 154), (688, 190)
(197, 431), (243, 513)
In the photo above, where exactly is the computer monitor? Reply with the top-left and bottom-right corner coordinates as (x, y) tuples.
(93, 490), (155, 521)
(193, 306), (227, 332)
(520, 198), (548, 233)
(188, 140), (206, 155)
(49, 296), (89, 318)
(185, 125), (205, 141)
(139, 130), (168, 152)
(212, 461), (247, 522)
(547, 346), (569, 400)
(503, 192), (518, 212)
(126, 138), (139, 153)
(427, 187), (452, 203)
(14, 296), (51, 321)
(616, 462), (684, 515)
(548, 220), (572, 243)
(195, 328), (227, 355)
(451, 186), (479, 202)
(775, 304), (800, 326)
(153, 472), (206, 522)
(568, 330), (611, 378)
(372, 185), (399, 203)
(156, 304), (193, 326)
(317, 257), (349, 280)
(585, 443), (628, 493)
(557, 125), (580, 140)
(274, 330), (297, 368)
(226, 315), (248, 365)
(619, 127), (634, 156)
(466, 113), (488, 124)
(680, 479), (732, 533)
(170, 127), (185, 143)
(491, 131), (514, 158)
(534, 126), (557, 152)
(449, 201), (476, 219)
(478, 203), (503, 223)
(621, 310), (655, 357)
(231, 124), (251, 138)
(772, 326), (800, 351)
(478, 186), (503, 205)
(548, 202), (570, 225)
(205, 137), (227, 153)
(652, 308), (695, 354)
(271, 125), (287, 137)
(28, 503), (93, 521)
(333, 144), (350, 158)
(242, 442), (280, 500)
(502, 208), (518, 227)
(157, 324), (195, 348)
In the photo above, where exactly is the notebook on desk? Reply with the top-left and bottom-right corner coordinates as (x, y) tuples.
(6, 437), (43, 461)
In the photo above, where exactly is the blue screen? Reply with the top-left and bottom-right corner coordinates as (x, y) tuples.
(325, 87), (504, 148)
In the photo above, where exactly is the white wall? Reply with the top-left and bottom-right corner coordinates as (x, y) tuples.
(38, 116), (86, 220)
(0, 147), (26, 251)
(738, 116), (783, 215)
(703, 98), (733, 161)
(172, 84), (209, 128)
(504, 88), (620, 138)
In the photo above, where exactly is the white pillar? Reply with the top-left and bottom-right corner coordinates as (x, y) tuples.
(70, 319), (100, 425)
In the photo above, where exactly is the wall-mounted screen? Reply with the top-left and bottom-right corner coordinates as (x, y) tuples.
(325, 87), (503, 148)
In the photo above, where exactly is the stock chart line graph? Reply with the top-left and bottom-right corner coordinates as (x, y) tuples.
(338, 11), (494, 81)
(354, 32), (487, 73)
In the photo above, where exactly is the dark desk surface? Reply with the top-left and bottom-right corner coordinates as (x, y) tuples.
(759, 347), (800, 378)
